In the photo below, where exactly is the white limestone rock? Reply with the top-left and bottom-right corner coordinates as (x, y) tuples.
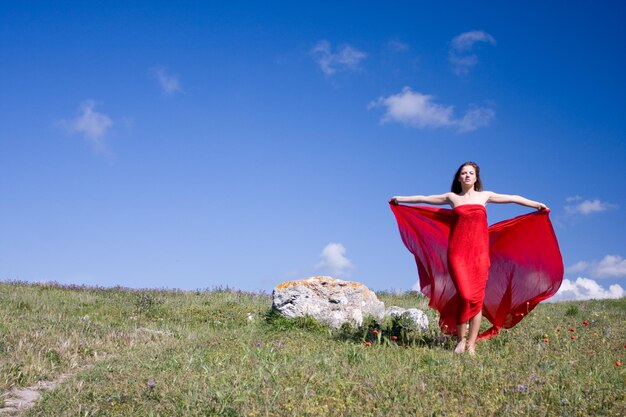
(272, 276), (385, 328)
(385, 306), (429, 332)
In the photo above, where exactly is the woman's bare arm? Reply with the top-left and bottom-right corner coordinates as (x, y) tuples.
(486, 192), (548, 210)
(391, 193), (451, 205)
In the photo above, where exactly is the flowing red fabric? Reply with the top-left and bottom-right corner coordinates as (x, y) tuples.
(390, 203), (563, 340)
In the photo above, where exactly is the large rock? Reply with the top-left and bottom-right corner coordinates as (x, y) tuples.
(385, 306), (429, 332)
(272, 276), (385, 328)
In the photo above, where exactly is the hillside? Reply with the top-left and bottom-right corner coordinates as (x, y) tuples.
(0, 281), (624, 416)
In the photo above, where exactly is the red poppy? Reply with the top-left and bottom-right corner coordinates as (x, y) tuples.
(364, 342), (372, 347)
(556, 327), (561, 333)
(372, 329), (379, 335)
(568, 328), (575, 332)
(616, 360), (622, 367)
(391, 335), (398, 341)
(543, 338), (549, 342)
(583, 320), (589, 326)
(571, 335), (576, 340)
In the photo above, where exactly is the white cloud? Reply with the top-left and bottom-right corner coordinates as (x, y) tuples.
(449, 30), (496, 75)
(550, 277), (625, 302)
(566, 255), (626, 279)
(457, 106), (496, 132)
(153, 67), (181, 95)
(595, 255), (626, 278)
(58, 100), (113, 153)
(564, 198), (616, 215)
(566, 195), (583, 202)
(566, 261), (589, 274)
(451, 30), (497, 52)
(310, 40), (366, 75)
(316, 243), (354, 276)
(386, 39), (409, 52)
(369, 87), (494, 132)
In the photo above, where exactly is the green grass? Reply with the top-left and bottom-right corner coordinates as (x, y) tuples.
(1, 281), (624, 416)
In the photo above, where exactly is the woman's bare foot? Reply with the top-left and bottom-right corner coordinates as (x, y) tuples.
(467, 345), (476, 356)
(454, 339), (467, 354)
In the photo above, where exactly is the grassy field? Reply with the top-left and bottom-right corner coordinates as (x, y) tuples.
(0, 281), (624, 416)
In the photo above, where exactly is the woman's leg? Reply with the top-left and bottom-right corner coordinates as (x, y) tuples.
(466, 312), (483, 355)
(454, 322), (467, 353)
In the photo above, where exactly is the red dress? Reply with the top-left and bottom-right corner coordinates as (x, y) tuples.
(390, 203), (563, 339)
(448, 205), (490, 326)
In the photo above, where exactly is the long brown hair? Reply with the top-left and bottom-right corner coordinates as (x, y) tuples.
(450, 161), (483, 194)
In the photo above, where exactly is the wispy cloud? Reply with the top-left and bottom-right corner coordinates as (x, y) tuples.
(58, 100), (113, 153)
(369, 87), (494, 132)
(449, 30), (496, 75)
(310, 40), (367, 75)
(386, 39), (409, 53)
(566, 261), (589, 274)
(564, 197), (617, 215)
(457, 105), (496, 132)
(316, 243), (354, 277)
(550, 277), (625, 302)
(152, 67), (182, 95)
(566, 255), (626, 279)
(566, 195), (583, 202)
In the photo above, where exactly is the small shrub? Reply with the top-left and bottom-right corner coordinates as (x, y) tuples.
(2, 362), (26, 386)
(565, 305), (579, 317)
(263, 309), (328, 333)
(45, 349), (63, 366)
(134, 292), (164, 317)
(15, 300), (31, 311)
(346, 346), (364, 365)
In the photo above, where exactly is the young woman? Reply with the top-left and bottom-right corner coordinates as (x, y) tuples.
(391, 162), (552, 355)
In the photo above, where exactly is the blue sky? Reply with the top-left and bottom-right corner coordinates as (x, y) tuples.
(2, 1), (625, 301)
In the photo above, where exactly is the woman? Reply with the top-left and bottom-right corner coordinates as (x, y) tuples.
(390, 162), (554, 355)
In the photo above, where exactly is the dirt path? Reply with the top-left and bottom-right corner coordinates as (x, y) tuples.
(0, 327), (168, 415)
(0, 366), (91, 416)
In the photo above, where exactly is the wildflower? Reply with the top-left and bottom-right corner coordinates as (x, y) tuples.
(616, 361), (622, 367)
(556, 327), (561, 333)
(147, 380), (156, 390)
(568, 328), (575, 332)
(364, 342), (372, 347)
(255, 341), (262, 348)
(372, 329), (379, 335)
(623, 344), (626, 349)
(571, 335), (576, 340)
(391, 335), (398, 341)
(543, 338), (549, 343)
(514, 384), (527, 392)
(583, 320), (589, 326)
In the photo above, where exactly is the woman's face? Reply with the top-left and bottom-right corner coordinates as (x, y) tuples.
(458, 165), (477, 188)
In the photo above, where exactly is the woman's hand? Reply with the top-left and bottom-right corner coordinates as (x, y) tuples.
(390, 197), (399, 205)
(537, 203), (548, 210)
